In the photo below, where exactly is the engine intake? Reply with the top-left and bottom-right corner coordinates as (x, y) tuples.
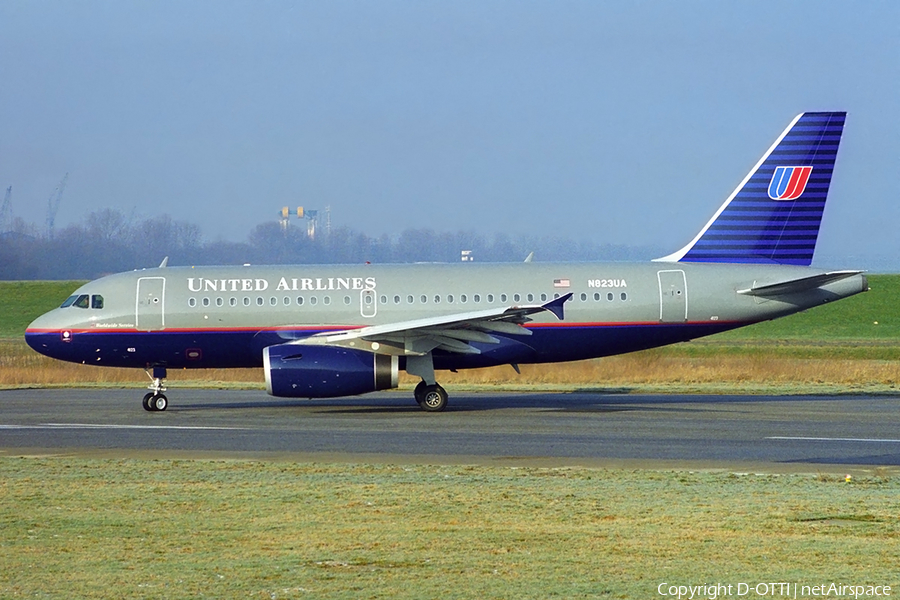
(264, 343), (399, 398)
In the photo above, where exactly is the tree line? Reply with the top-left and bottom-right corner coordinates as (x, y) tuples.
(0, 208), (660, 280)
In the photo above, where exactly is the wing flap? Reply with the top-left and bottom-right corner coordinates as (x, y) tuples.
(296, 293), (572, 356)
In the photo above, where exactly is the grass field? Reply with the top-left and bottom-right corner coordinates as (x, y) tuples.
(1, 458), (897, 599)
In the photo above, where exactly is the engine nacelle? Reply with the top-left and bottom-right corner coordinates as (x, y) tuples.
(263, 343), (399, 398)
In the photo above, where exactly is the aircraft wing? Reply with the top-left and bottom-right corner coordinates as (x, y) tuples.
(294, 293), (572, 356)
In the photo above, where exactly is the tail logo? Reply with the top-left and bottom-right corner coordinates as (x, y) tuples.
(768, 166), (813, 201)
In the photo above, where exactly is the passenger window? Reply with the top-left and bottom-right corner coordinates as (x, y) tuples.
(324, 296), (331, 305)
(297, 296), (304, 305)
(580, 293), (587, 302)
(344, 296), (352, 305)
(202, 298), (210, 307)
(421, 295), (428, 304)
(310, 297), (318, 305)
(257, 297), (264, 306)
(91, 295), (104, 309)
(74, 295), (90, 309)
(447, 294), (454, 303)
(394, 295), (401, 304)
(283, 297), (291, 306)
(607, 293), (614, 301)
(460, 294), (467, 303)
(216, 297), (224, 307)
(473, 294), (481, 303)
(434, 295), (441, 304)
(527, 293), (534, 302)
(380, 295), (387, 304)
(513, 294), (520, 302)
(487, 294), (494, 303)
(408, 295), (414, 304)
(594, 292), (601, 301)
(188, 298), (197, 308)
(230, 297), (237, 307)
(541, 293), (548, 302)
(243, 297), (251, 307)
(621, 292), (628, 301)
(500, 294), (507, 303)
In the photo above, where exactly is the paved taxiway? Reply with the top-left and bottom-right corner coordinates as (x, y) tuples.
(1, 389), (898, 469)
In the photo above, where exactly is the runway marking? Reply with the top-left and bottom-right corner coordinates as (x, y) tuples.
(767, 436), (900, 444)
(0, 423), (248, 431)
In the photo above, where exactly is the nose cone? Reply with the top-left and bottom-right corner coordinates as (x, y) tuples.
(25, 310), (72, 360)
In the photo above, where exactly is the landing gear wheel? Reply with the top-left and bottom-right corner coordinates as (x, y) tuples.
(414, 381), (428, 406)
(420, 385), (448, 412)
(145, 393), (168, 412)
(143, 366), (169, 412)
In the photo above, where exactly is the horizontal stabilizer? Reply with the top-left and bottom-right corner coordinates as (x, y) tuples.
(737, 270), (864, 297)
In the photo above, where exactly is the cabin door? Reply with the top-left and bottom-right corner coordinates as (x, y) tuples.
(657, 270), (687, 323)
(136, 277), (166, 331)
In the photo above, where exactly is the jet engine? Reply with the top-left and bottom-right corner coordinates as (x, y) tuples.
(263, 343), (398, 398)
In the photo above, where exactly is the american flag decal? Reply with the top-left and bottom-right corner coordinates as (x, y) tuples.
(553, 279), (570, 288)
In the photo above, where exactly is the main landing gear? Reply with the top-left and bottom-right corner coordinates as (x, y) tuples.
(408, 353), (448, 412)
(414, 381), (448, 412)
(143, 366), (168, 412)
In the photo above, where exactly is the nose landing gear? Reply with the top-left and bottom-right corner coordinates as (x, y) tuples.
(143, 366), (168, 412)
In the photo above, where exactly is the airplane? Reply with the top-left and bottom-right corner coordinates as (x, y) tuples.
(25, 111), (867, 412)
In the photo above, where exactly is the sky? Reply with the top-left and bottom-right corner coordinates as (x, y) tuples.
(1, 1), (898, 269)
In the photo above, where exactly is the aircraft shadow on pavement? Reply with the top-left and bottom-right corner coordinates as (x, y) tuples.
(167, 389), (859, 415)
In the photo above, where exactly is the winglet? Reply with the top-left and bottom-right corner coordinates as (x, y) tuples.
(542, 293), (572, 320)
(158, 256), (169, 268)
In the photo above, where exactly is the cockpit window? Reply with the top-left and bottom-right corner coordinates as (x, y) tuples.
(60, 293), (104, 309)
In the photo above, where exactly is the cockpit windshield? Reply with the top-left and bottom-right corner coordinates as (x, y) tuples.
(60, 294), (103, 309)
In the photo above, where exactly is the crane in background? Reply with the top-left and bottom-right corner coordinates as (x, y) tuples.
(0, 186), (12, 233)
(46, 173), (68, 238)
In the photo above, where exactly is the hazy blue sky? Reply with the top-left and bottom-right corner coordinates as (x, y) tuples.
(1, 1), (898, 267)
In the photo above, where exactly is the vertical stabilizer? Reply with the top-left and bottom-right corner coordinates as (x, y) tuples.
(656, 112), (845, 265)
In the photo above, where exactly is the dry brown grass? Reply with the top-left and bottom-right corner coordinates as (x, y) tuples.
(0, 340), (263, 387)
(420, 351), (900, 387)
(7, 340), (900, 390)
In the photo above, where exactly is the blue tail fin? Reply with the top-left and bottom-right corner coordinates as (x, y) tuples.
(657, 112), (845, 266)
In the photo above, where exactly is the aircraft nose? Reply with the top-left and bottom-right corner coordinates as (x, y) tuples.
(25, 311), (68, 358)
